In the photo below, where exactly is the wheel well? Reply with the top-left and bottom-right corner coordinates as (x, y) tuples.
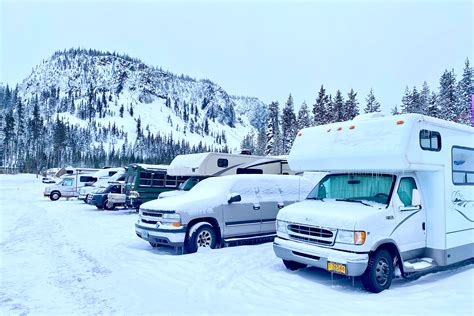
(186, 217), (221, 243)
(373, 243), (403, 271)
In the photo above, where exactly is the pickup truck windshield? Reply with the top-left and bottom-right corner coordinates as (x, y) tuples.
(307, 174), (396, 205)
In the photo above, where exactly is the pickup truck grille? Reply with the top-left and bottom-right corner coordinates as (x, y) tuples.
(287, 224), (336, 246)
(142, 212), (163, 218)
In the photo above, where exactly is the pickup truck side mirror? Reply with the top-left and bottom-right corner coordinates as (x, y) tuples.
(412, 189), (421, 207)
(228, 193), (242, 204)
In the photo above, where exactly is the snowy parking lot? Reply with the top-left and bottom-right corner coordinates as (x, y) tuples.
(1, 174), (473, 315)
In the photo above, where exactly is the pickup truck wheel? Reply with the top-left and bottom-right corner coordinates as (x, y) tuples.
(185, 223), (217, 253)
(96, 206), (103, 210)
(362, 249), (393, 293)
(103, 199), (115, 211)
(283, 259), (307, 271)
(50, 191), (61, 201)
(83, 194), (90, 203)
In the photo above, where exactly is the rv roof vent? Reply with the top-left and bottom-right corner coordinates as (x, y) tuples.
(353, 113), (385, 121)
(240, 149), (252, 155)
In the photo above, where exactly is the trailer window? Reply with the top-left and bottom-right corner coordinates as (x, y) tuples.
(151, 173), (166, 187)
(139, 172), (152, 186)
(80, 176), (96, 183)
(420, 130), (441, 151)
(217, 159), (228, 168)
(165, 175), (178, 187)
(452, 146), (474, 185)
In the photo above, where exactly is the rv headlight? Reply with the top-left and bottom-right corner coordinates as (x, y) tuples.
(159, 213), (182, 228)
(336, 230), (366, 245)
(276, 220), (288, 234)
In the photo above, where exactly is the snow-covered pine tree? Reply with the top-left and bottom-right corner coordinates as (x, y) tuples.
(281, 94), (298, 154)
(438, 69), (458, 121)
(344, 89), (359, 121)
(240, 132), (256, 153)
(427, 92), (440, 118)
(455, 58), (472, 125)
(411, 86), (421, 114)
(313, 85), (329, 125)
(265, 101), (281, 156)
(330, 90), (344, 122)
(364, 88), (381, 113)
(391, 105), (401, 115)
(419, 81), (430, 115)
(255, 129), (267, 156)
(297, 101), (312, 130)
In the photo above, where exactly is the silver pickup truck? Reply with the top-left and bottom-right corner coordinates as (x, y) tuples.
(135, 174), (314, 253)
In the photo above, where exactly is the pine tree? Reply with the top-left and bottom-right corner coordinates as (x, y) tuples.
(438, 69), (458, 121)
(281, 94), (298, 154)
(240, 132), (256, 153)
(455, 58), (472, 125)
(136, 117), (142, 139)
(364, 89), (381, 113)
(419, 81), (430, 115)
(427, 92), (440, 118)
(313, 85), (329, 125)
(411, 86), (421, 113)
(391, 105), (401, 115)
(297, 101), (312, 130)
(344, 89), (359, 120)
(255, 129), (267, 156)
(119, 104), (124, 117)
(331, 90), (345, 122)
(265, 101), (281, 155)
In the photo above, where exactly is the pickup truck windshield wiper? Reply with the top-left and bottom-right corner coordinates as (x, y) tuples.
(336, 198), (372, 207)
(307, 197), (325, 201)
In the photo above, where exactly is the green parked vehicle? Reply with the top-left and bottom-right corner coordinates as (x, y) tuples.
(122, 164), (188, 208)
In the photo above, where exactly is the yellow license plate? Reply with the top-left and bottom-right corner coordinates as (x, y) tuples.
(327, 262), (347, 275)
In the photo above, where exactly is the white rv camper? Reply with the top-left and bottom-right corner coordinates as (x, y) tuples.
(160, 153), (293, 198)
(273, 114), (473, 293)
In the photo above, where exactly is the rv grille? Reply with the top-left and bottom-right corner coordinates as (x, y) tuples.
(287, 224), (336, 246)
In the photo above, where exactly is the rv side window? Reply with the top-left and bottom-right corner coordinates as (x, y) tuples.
(419, 130), (441, 151)
(151, 173), (166, 187)
(139, 172), (152, 186)
(217, 159), (229, 168)
(108, 171), (117, 177)
(452, 146), (474, 185)
(236, 168), (263, 174)
(80, 176), (96, 182)
(165, 175), (178, 187)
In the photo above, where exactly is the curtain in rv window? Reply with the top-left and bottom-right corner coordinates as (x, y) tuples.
(452, 146), (474, 185)
(397, 178), (417, 207)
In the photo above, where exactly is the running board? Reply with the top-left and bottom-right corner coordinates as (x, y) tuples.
(403, 257), (438, 274)
(224, 234), (276, 245)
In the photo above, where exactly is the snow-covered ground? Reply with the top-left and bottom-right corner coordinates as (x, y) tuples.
(1, 174), (473, 315)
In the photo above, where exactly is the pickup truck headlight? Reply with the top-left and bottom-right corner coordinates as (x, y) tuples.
(159, 213), (182, 228)
(336, 230), (366, 245)
(276, 220), (288, 234)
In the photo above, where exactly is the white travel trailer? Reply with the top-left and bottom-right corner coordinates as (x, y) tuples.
(160, 153), (293, 199)
(273, 114), (473, 293)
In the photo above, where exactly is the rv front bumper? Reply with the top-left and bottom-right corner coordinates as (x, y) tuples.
(273, 237), (369, 276)
(135, 223), (186, 247)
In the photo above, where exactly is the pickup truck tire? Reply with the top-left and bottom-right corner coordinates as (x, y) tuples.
(103, 199), (115, 211)
(84, 194), (90, 203)
(283, 260), (307, 271)
(185, 223), (217, 253)
(362, 249), (393, 293)
(50, 191), (61, 201)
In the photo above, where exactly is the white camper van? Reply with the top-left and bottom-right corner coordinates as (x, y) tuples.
(273, 114), (473, 293)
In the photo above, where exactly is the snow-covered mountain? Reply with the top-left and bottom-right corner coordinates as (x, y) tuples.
(18, 48), (267, 152)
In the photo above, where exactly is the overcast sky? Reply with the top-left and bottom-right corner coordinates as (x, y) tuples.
(0, 0), (472, 112)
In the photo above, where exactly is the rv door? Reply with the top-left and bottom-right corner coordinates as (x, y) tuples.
(393, 176), (427, 255)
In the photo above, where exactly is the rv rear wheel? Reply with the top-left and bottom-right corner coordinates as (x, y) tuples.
(50, 191), (61, 201)
(283, 260), (307, 271)
(185, 223), (217, 253)
(103, 199), (115, 211)
(362, 249), (393, 293)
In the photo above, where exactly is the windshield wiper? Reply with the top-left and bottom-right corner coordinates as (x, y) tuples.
(336, 198), (372, 207)
(307, 197), (325, 201)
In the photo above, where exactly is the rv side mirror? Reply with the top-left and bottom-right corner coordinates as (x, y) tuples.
(412, 189), (421, 207)
(228, 193), (242, 204)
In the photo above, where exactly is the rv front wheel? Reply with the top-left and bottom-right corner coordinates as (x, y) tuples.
(362, 249), (393, 293)
(283, 260), (307, 271)
(50, 191), (61, 201)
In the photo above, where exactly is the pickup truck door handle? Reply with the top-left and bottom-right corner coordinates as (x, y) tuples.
(253, 205), (261, 210)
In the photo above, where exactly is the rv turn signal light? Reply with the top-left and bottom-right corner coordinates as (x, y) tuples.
(354, 231), (366, 245)
(396, 120), (404, 125)
(349, 125), (355, 130)
(337, 127), (343, 131)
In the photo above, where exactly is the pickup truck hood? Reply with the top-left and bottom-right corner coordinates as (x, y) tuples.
(140, 192), (221, 215)
(277, 199), (383, 230)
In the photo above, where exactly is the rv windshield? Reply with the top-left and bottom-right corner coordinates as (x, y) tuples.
(307, 173), (396, 205)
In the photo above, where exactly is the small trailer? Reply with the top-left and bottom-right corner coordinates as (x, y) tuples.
(273, 113), (473, 292)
